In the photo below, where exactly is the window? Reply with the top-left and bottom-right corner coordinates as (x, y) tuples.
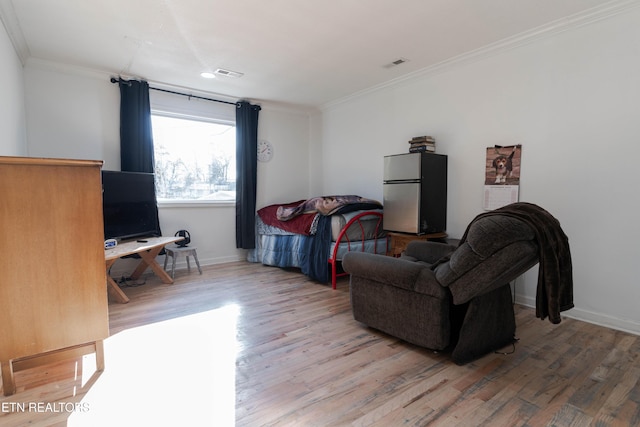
(151, 114), (236, 202)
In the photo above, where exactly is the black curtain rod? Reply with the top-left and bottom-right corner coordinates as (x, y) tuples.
(110, 77), (238, 106)
(149, 86), (238, 106)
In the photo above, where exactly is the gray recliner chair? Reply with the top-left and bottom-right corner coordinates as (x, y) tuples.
(343, 203), (572, 364)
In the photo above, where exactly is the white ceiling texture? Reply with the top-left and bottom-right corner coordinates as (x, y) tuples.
(0, 0), (635, 108)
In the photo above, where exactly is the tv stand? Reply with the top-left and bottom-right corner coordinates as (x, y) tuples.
(105, 236), (184, 303)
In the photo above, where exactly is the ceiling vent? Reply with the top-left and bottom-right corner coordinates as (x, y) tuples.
(383, 58), (409, 69)
(214, 68), (244, 78)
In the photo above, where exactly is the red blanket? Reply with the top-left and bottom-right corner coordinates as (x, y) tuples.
(257, 201), (317, 235)
(258, 196), (383, 236)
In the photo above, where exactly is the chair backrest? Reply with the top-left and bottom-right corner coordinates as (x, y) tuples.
(434, 215), (539, 304)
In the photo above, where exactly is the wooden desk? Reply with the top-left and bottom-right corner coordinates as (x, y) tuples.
(387, 231), (448, 257)
(105, 236), (183, 303)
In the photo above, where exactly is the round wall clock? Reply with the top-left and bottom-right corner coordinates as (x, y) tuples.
(257, 139), (274, 162)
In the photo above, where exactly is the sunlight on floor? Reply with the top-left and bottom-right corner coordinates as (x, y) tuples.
(68, 304), (240, 426)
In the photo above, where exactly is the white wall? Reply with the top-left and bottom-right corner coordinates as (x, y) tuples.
(23, 60), (313, 271)
(319, 8), (640, 333)
(0, 19), (26, 155)
(24, 60), (120, 164)
(256, 106), (313, 208)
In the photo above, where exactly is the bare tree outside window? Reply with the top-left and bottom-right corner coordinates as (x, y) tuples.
(151, 114), (236, 201)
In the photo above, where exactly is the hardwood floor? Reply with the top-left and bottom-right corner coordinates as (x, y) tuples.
(1, 261), (639, 426)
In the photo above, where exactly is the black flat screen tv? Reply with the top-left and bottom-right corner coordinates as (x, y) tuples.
(101, 170), (161, 241)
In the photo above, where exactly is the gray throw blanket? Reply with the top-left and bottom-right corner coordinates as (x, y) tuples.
(458, 202), (573, 324)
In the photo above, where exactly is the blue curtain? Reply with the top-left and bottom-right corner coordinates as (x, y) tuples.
(118, 80), (155, 173)
(235, 101), (261, 249)
(116, 78), (161, 240)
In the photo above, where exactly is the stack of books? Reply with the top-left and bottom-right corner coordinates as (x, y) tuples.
(409, 136), (436, 153)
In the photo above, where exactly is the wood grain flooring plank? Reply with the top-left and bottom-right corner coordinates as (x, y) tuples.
(3, 261), (640, 426)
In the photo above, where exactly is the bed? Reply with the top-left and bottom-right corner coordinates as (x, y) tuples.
(247, 196), (388, 288)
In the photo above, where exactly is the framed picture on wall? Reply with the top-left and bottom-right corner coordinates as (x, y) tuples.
(484, 145), (522, 210)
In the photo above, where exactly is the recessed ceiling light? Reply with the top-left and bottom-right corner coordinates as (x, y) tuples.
(200, 72), (216, 79)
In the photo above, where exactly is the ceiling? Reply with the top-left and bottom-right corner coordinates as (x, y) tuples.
(0, 0), (627, 109)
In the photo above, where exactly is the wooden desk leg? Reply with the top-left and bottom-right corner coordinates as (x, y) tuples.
(95, 340), (105, 372)
(131, 246), (175, 284)
(1, 359), (16, 396)
(105, 259), (130, 304)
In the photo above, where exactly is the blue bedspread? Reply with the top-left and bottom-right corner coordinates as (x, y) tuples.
(247, 202), (383, 284)
(300, 215), (332, 283)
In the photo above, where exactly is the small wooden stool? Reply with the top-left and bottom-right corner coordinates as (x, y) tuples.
(163, 246), (202, 279)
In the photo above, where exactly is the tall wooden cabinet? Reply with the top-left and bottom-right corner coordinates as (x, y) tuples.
(0, 156), (108, 396)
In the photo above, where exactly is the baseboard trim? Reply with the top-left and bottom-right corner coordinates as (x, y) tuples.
(515, 295), (640, 337)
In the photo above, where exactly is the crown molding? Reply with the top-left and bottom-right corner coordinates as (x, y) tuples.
(25, 56), (114, 80)
(321, 0), (640, 111)
(0, 0), (30, 64)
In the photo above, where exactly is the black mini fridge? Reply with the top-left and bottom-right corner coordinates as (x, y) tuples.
(383, 152), (447, 234)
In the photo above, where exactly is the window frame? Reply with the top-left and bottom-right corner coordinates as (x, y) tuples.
(151, 109), (236, 207)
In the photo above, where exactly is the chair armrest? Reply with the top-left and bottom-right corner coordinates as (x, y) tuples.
(403, 241), (457, 264)
(342, 252), (446, 298)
